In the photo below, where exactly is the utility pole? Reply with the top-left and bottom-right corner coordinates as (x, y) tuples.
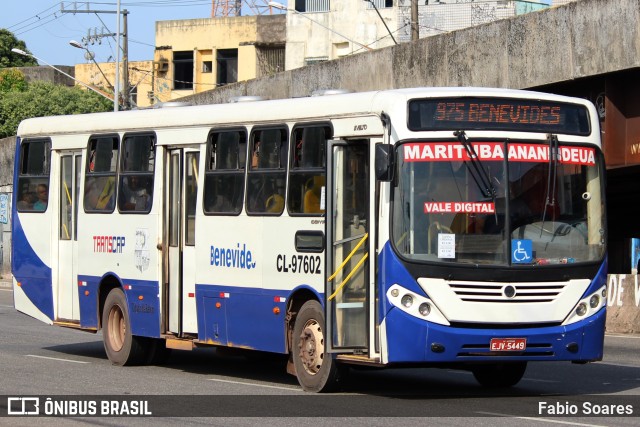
(61, 2), (130, 110)
(411, 0), (419, 41)
(122, 10), (130, 110)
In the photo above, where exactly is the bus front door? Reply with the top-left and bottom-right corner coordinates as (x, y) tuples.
(326, 141), (370, 353)
(166, 148), (200, 336)
(57, 150), (82, 322)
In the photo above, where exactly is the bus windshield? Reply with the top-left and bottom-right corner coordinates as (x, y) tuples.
(391, 139), (606, 266)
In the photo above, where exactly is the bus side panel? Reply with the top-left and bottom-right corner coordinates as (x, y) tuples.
(195, 284), (287, 353)
(123, 279), (161, 338)
(77, 274), (100, 329)
(11, 213), (54, 321)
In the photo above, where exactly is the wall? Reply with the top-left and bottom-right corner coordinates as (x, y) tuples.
(0, 137), (16, 278)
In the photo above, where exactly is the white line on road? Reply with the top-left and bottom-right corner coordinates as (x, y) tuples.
(207, 378), (302, 392)
(0, 288), (13, 292)
(477, 412), (607, 426)
(26, 354), (90, 364)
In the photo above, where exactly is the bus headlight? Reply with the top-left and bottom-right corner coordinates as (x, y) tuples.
(401, 294), (413, 308)
(576, 302), (587, 316)
(386, 284), (450, 326)
(562, 285), (606, 326)
(418, 303), (431, 316)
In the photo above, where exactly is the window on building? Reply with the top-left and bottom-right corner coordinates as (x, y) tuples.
(202, 60), (213, 73)
(304, 56), (329, 66)
(216, 49), (238, 86)
(288, 125), (331, 215)
(84, 135), (118, 213)
(173, 51), (194, 90)
(16, 139), (51, 212)
(296, 0), (330, 12)
(204, 129), (247, 215)
(247, 127), (288, 215)
(118, 133), (156, 213)
(366, 0), (393, 9)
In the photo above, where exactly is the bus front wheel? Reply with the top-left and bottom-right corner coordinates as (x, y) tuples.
(102, 288), (146, 366)
(292, 300), (342, 392)
(471, 362), (527, 388)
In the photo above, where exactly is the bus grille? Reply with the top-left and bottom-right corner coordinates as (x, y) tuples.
(457, 343), (555, 357)
(448, 282), (566, 303)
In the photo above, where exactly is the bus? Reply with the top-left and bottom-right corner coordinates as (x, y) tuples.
(11, 87), (607, 392)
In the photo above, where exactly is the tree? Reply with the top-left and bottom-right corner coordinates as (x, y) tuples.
(0, 81), (112, 138)
(0, 29), (38, 68)
(0, 68), (28, 92)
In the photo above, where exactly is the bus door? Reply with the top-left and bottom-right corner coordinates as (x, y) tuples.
(166, 148), (200, 335)
(326, 140), (370, 353)
(57, 150), (82, 322)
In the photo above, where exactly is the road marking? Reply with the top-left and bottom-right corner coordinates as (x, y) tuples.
(0, 304), (14, 308)
(477, 412), (607, 426)
(26, 354), (89, 364)
(207, 378), (301, 392)
(0, 288), (13, 292)
(523, 378), (560, 383)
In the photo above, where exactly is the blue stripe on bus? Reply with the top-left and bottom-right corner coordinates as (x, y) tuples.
(195, 284), (315, 354)
(11, 213), (54, 320)
(384, 305), (605, 363)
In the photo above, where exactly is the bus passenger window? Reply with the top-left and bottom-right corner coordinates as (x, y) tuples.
(246, 127), (288, 215)
(288, 125), (330, 215)
(84, 135), (118, 213)
(118, 134), (155, 213)
(204, 129), (247, 215)
(16, 139), (51, 213)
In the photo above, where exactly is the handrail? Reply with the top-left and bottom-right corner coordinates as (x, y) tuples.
(327, 232), (368, 282)
(328, 252), (368, 301)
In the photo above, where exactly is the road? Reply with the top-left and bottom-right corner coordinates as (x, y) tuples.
(0, 284), (639, 426)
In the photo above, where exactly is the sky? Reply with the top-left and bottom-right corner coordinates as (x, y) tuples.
(2, 1), (280, 66)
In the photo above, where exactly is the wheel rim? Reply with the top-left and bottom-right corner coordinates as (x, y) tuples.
(107, 304), (125, 352)
(298, 318), (324, 375)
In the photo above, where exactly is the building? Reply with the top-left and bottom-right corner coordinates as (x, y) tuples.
(153, 14), (285, 102)
(281, 0), (551, 71)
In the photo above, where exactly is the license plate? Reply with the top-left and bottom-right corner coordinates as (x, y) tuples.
(490, 338), (526, 351)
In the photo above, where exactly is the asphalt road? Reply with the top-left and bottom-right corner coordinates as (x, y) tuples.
(0, 283), (639, 426)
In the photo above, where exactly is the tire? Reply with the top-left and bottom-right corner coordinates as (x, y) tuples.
(292, 300), (342, 392)
(102, 288), (147, 366)
(471, 362), (527, 388)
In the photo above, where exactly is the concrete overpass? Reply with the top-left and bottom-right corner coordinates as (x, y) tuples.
(181, 0), (640, 274)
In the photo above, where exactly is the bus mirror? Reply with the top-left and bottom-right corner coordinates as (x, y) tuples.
(375, 144), (394, 181)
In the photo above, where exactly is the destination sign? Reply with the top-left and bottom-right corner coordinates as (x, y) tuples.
(408, 97), (591, 135)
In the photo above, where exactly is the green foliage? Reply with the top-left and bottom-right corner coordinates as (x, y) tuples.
(0, 82), (112, 138)
(0, 29), (38, 68)
(0, 68), (27, 93)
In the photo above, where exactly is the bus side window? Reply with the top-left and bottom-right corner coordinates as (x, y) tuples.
(203, 129), (247, 215)
(84, 135), (118, 213)
(288, 125), (329, 215)
(16, 139), (51, 213)
(246, 127), (288, 215)
(118, 133), (155, 213)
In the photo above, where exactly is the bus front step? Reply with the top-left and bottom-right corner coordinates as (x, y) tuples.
(165, 338), (194, 351)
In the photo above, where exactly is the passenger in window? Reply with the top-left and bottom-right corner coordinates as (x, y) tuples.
(121, 176), (150, 211)
(33, 184), (49, 211)
(264, 178), (284, 213)
(17, 190), (35, 210)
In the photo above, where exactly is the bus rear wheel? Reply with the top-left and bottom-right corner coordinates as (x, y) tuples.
(292, 300), (341, 392)
(102, 288), (146, 366)
(471, 362), (527, 388)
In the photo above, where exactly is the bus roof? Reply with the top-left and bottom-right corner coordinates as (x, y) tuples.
(16, 87), (596, 138)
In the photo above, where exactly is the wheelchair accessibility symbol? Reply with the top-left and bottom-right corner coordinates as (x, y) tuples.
(511, 239), (532, 264)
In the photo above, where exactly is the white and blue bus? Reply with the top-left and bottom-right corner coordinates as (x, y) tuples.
(11, 87), (607, 392)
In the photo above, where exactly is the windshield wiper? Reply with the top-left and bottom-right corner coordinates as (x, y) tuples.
(540, 133), (559, 234)
(454, 130), (495, 199)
